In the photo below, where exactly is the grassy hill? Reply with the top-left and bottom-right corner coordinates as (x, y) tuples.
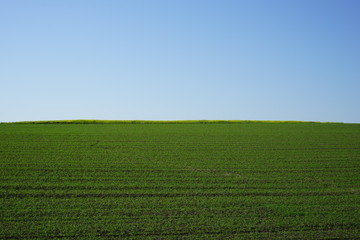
(5, 119), (341, 124)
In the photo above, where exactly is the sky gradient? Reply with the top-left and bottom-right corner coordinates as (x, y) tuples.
(1, 0), (360, 123)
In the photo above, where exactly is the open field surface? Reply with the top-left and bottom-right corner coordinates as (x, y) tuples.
(1, 122), (360, 239)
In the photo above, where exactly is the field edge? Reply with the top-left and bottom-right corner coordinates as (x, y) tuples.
(1, 120), (344, 124)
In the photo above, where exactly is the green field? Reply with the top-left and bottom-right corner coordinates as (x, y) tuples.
(1, 122), (359, 239)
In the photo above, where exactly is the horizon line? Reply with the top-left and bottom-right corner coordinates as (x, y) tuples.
(1, 119), (348, 124)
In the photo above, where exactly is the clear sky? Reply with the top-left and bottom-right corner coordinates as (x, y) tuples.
(1, 0), (359, 123)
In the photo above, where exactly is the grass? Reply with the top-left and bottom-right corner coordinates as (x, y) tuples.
(4, 119), (340, 124)
(0, 122), (359, 239)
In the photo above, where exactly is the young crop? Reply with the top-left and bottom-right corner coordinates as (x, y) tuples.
(0, 122), (359, 239)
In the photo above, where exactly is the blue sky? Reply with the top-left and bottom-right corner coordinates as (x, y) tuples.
(1, 0), (359, 123)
